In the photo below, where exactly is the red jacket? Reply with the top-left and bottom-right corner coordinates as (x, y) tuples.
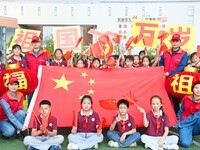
(0, 91), (24, 122)
(181, 95), (200, 121)
(163, 49), (185, 72)
(26, 50), (47, 74)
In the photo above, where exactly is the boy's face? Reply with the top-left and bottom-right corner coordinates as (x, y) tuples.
(7, 82), (19, 93)
(193, 84), (200, 98)
(40, 104), (51, 117)
(13, 47), (21, 56)
(118, 103), (128, 116)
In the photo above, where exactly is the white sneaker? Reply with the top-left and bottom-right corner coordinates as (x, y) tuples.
(108, 140), (119, 147)
(67, 143), (78, 150)
(93, 143), (99, 149)
(164, 144), (179, 150)
(130, 142), (137, 147)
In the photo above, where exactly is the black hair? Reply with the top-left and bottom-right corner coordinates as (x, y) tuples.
(81, 95), (93, 104)
(150, 95), (165, 120)
(117, 99), (129, 108)
(190, 52), (197, 60)
(139, 50), (145, 56)
(125, 55), (133, 61)
(192, 81), (200, 91)
(92, 57), (100, 63)
(39, 100), (51, 107)
(12, 44), (22, 51)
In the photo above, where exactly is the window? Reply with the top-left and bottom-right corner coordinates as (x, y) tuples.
(21, 6), (24, 16)
(187, 6), (194, 24)
(71, 7), (74, 16)
(87, 7), (91, 16)
(125, 7), (128, 16)
(108, 7), (111, 16)
(38, 7), (41, 16)
(159, 7), (162, 16)
(4, 6), (7, 15)
(142, 7), (145, 18)
(54, 7), (57, 16)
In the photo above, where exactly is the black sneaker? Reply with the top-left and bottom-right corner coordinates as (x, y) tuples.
(16, 132), (24, 140)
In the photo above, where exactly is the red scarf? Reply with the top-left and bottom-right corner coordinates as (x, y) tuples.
(120, 120), (128, 133)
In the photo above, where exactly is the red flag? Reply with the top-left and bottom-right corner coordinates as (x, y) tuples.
(157, 31), (169, 40)
(64, 50), (73, 60)
(99, 99), (118, 110)
(25, 67), (177, 127)
(75, 37), (82, 48)
(97, 117), (106, 130)
(197, 45), (200, 57)
(73, 110), (78, 127)
(41, 112), (48, 130)
(44, 48), (52, 59)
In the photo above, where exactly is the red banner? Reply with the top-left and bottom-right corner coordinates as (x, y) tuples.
(25, 66), (177, 127)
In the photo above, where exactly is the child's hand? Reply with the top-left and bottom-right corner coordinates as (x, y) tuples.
(120, 133), (127, 143)
(158, 138), (164, 147)
(71, 126), (77, 134)
(138, 107), (145, 114)
(97, 129), (102, 136)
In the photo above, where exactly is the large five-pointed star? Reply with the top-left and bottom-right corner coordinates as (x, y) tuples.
(52, 74), (74, 91)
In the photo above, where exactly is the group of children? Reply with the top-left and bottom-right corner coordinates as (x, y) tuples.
(2, 76), (200, 150)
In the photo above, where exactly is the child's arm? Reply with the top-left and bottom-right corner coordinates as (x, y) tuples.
(138, 107), (149, 127)
(158, 127), (169, 147)
(109, 116), (120, 131)
(120, 128), (136, 143)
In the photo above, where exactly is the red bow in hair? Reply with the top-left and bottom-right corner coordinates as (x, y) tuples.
(120, 120), (128, 133)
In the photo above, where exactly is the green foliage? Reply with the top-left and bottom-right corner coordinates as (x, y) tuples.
(42, 34), (54, 55)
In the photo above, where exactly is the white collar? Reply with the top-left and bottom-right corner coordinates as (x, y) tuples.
(152, 110), (163, 117)
(118, 113), (129, 121)
(80, 109), (93, 116)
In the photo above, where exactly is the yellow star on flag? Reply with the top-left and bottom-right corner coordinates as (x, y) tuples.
(52, 74), (74, 91)
(89, 79), (95, 85)
(88, 89), (95, 95)
(81, 72), (88, 78)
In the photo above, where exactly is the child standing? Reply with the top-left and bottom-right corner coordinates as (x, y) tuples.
(175, 81), (200, 147)
(138, 95), (179, 150)
(24, 100), (64, 150)
(50, 48), (67, 67)
(7, 44), (27, 68)
(0, 76), (27, 139)
(67, 95), (103, 150)
(107, 99), (140, 148)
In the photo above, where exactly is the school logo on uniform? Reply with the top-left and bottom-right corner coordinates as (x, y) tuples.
(91, 118), (95, 122)
(128, 123), (131, 127)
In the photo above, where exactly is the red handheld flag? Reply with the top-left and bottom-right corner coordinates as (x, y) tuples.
(97, 117), (106, 130)
(64, 50), (73, 60)
(41, 112), (48, 130)
(75, 37), (83, 48)
(73, 110), (78, 127)
(99, 99), (118, 110)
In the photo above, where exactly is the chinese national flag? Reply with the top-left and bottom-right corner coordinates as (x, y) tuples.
(25, 66), (177, 127)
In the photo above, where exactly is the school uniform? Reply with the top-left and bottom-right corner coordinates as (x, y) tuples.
(8, 56), (27, 68)
(141, 110), (179, 150)
(50, 59), (67, 67)
(68, 110), (103, 149)
(107, 114), (140, 148)
(24, 114), (64, 150)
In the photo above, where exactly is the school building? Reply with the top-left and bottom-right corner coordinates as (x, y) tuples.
(0, 0), (200, 62)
